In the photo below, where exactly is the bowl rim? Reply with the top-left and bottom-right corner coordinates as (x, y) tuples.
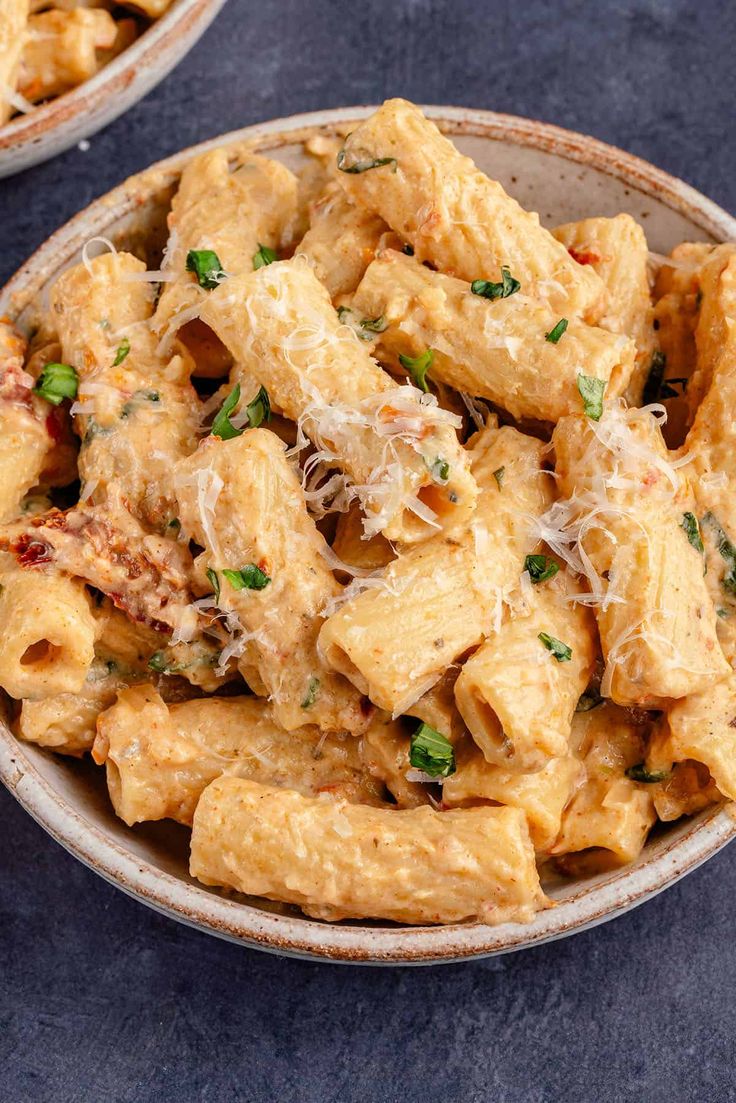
(0, 0), (228, 161)
(2, 104), (736, 965)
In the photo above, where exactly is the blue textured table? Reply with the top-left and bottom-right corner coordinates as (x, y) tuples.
(2, 2), (736, 1100)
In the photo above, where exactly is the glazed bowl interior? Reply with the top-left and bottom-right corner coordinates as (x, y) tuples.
(0, 0), (228, 179)
(2, 107), (736, 965)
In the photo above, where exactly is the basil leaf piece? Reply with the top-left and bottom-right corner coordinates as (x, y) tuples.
(113, 337), (130, 366)
(360, 315), (388, 334)
(430, 457), (449, 484)
(625, 763), (670, 784)
(524, 554), (559, 584)
(253, 243), (278, 270)
(206, 568), (221, 603)
(301, 676), (320, 709)
(186, 249), (226, 289)
(336, 149), (397, 174)
(148, 651), (170, 673)
(222, 565), (271, 591)
(337, 307), (388, 341)
(470, 267), (520, 301)
(545, 319), (568, 344)
(575, 688), (603, 712)
(681, 512), (704, 554)
(211, 384), (242, 440)
(493, 466), (505, 489)
(33, 362), (78, 406)
(409, 722), (456, 779)
(538, 632), (572, 662)
(702, 512), (736, 594)
(399, 348), (434, 392)
(577, 374), (606, 421)
(245, 385), (271, 429)
(642, 350), (667, 404)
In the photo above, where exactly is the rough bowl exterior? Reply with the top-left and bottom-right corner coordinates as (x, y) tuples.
(1, 106), (735, 965)
(0, 0), (228, 179)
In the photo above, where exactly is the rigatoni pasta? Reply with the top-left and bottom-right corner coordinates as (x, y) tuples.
(2, 100), (735, 930)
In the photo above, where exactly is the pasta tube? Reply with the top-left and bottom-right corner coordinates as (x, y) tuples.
(360, 712), (429, 808)
(174, 429), (368, 734)
(551, 403), (728, 705)
(0, 0), (30, 123)
(352, 249), (635, 423)
(297, 183), (387, 298)
(552, 214), (656, 405)
(17, 8), (116, 103)
(336, 99), (604, 318)
(318, 424), (553, 714)
(190, 776), (547, 924)
(454, 569), (597, 772)
(551, 703), (656, 870)
(153, 149), (298, 342)
(443, 739), (583, 851)
(94, 685), (383, 826)
(198, 257), (478, 543)
(0, 559), (95, 700)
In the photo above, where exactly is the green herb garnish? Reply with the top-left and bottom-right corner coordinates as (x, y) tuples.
(470, 267), (520, 301)
(337, 307), (388, 341)
(253, 244), (278, 270)
(211, 384), (241, 440)
(337, 149), (397, 174)
(301, 676), (320, 709)
(167, 518), (181, 532)
(577, 374), (606, 421)
(148, 651), (169, 673)
(33, 362), (78, 406)
(545, 318), (568, 344)
(206, 567), (220, 603)
(222, 565), (271, 591)
(538, 632), (572, 662)
(642, 350), (667, 405)
(493, 466), (505, 489)
(524, 554), (559, 584)
(575, 688), (603, 712)
(428, 457), (449, 483)
(625, 763), (670, 783)
(681, 512), (704, 555)
(399, 348), (434, 392)
(113, 337), (130, 366)
(245, 385), (271, 428)
(702, 512), (736, 594)
(409, 722), (456, 779)
(186, 249), (226, 289)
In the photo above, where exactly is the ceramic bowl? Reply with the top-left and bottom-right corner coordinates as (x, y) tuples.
(0, 0), (228, 179)
(2, 106), (736, 965)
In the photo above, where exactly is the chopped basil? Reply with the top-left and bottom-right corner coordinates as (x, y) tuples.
(642, 350), (667, 405)
(575, 688), (603, 712)
(409, 722), (456, 779)
(337, 307), (388, 341)
(702, 512), (736, 594)
(206, 567), (221, 602)
(577, 374), (606, 421)
(147, 651), (169, 673)
(399, 348), (434, 392)
(625, 763), (670, 784)
(186, 249), (226, 289)
(211, 384), (242, 440)
(167, 518), (181, 532)
(120, 390), (159, 419)
(222, 564), (271, 591)
(113, 337), (130, 366)
(470, 267), (520, 301)
(301, 676), (320, 709)
(253, 243), (278, 270)
(429, 457), (449, 484)
(493, 466), (505, 489)
(337, 149), (397, 174)
(545, 318), (568, 344)
(245, 385), (271, 428)
(718, 607), (730, 618)
(524, 554), (559, 584)
(538, 632), (572, 662)
(681, 512), (704, 554)
(33, 362), (78, 406)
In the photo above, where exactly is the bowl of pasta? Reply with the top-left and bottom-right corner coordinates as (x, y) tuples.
(2, 100), (736, 965)
(0, 0), (227, 178)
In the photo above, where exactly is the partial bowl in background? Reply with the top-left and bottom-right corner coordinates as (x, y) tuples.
(0, 0), (228, 179)
(2, 106), (736, 964)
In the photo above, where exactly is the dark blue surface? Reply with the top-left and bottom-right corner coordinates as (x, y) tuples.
(2, 2), (736, 1099)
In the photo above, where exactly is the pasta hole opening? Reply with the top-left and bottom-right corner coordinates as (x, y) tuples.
(20, 640), (61, 667)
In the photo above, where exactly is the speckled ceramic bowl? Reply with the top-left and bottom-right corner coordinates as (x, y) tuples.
(0, 0), (228, 179)
(2, 107), (736, 964)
